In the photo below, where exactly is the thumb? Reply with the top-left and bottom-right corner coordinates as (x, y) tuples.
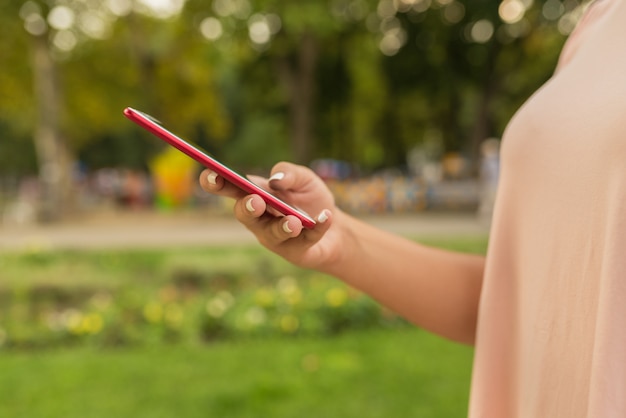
(268, 162), (319, 192)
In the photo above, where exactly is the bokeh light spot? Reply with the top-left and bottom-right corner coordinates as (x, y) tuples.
(200, 17), (223, 41)
(48, 6), (75, 31)
(469, 19), (494, 44)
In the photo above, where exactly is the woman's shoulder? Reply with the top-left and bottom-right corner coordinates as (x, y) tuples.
(556, 0), (618, 71)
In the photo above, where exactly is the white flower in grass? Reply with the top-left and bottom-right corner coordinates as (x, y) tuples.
(206, 291), (235, 318)
(245, 307), (267, 326)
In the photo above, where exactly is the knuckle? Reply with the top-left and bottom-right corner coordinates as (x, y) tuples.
(272, 161), (295, 176)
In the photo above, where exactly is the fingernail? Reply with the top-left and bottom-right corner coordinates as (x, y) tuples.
(317, 210), (329, 223)
(245, 197), (255, 213)
(282, 220), (293, 233)
(207, 171), (218, 185)
(269, 172), (285, 182)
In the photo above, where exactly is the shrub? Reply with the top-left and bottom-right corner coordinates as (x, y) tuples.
(0, 272), (405, 350)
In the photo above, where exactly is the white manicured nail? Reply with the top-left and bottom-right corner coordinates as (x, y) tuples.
(207, 171), (218, 185)
(317, 210), (329, 223)
(269, 172), (285, 182)
(245, 197), (255, 213)
(282, 220), (293, 233)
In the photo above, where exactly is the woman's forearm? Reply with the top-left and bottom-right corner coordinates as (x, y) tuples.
(323, 211), (485, 345)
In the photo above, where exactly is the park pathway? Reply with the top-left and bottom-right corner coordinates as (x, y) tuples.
(0, 210), (489, 251)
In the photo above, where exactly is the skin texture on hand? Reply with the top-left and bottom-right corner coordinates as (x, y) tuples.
(199, 162), (344, 271)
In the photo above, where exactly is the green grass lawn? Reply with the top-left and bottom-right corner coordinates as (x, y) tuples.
(0, 328), (473, 418)
(0, 236), (488, 290)
(0, 235), (487, 418)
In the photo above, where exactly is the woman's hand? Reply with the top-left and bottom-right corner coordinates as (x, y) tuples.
(199, 162), (348, 271)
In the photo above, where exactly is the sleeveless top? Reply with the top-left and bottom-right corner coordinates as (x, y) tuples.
(469, 1), (626, 417)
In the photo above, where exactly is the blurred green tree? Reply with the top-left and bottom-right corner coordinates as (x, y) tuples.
(9, 0), (76, 221)
(2, 0), (232, 219)
(377, 0), (578, 170)
(0, 2), (38, 177)
(0, 0), (588, 219)
(202, 0), (581, 171)
(186, 0), (379, 166)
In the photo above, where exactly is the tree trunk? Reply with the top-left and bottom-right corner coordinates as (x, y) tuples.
(127, 12), (158, 117)
(468, 42), (502, 171)
(31, 34), (73, 222)
(277, 30), (319, 165)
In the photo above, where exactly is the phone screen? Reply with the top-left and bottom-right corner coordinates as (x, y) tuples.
(123, 107), (316, 228)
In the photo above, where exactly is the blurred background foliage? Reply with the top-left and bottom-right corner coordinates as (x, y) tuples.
(0, 0), (589, 219)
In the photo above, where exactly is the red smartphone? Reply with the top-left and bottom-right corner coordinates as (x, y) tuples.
(123, 107), (316, 228)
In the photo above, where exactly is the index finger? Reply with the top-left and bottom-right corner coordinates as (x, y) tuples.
(199, 169), (247, 199)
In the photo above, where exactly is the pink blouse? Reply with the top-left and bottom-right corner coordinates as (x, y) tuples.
(469, 1), (626, 417)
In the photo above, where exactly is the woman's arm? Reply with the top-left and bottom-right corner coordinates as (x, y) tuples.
(326, 211), (484, 345)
